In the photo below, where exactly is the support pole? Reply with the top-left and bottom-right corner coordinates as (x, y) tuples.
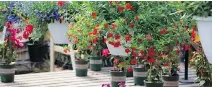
(50, 37), (55, 72)
(184, 50), (189, 80)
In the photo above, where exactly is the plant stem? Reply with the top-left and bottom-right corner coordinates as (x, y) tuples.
(148, 63), (152, 82)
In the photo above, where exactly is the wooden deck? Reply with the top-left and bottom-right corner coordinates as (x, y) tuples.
(0, 67), (199, 87)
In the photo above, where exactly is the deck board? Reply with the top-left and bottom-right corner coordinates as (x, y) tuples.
(0, 67), (199, 87)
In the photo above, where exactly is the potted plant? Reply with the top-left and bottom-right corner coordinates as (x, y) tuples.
(190, 42), (212, 87)
(180, 1), (212, 63)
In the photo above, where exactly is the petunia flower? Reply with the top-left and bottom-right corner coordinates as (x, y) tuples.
(102, 49), (109, 57)
(118, 82), (125, 87)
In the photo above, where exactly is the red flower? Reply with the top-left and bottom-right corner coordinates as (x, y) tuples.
(107, 33), (113, 38)
(185, 44), (190, 51)
(155, 66), (159, 69)
(163, 63), (169, 66)
(23, 31), (30, 39)
(132, 51), (138, 57)
(118, 6), (124, 13)
(135, 16), (139, 20)
(93, 28), (98, 35)
(146, 34), (152, 40)
(109, 1), (113, 5)
(125, 34), (131, 41)
(114, 41), (121, 47)
(113, 58), (119, 64)
(96, 24), (100, 27)
(199, 69), (203, 73)
(125, 3), (132, 10)
(132, 47), (136, 52)
(104, 24), (108, 28)
(176, 50), (180, 54)
(137, 38), (142, 43)
(125, 48), (131, 53)
(109, 41), (115, 45)
(111, 23), (117, 30)
(146, 56), (155, 64)
(58, 1), (65, 7)
(127, 67), (133, 72)
(129, 23), (134, 28)
(139, 50), (144, 57)
(185, 26), (189, 30)
(104, 38), (107, 43)
(64, 48), (70, 53)
(115, 34), (121, 40)
(191, 26), (196, 41)
(91, 39), (97, 44)
(26, 24), (34, 33)
(92, 12), (97, 19)
(160, 28), (166, 35)
(131, 59), (137, 65)
(148, 47), (156, 57)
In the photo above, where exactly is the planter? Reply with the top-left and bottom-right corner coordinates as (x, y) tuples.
(126, 71), (133, 77)
(89, 57), (102, 71)
(162, 75), (179, 87)
(133, 67), (147, 86)
(110, 70), (126, 87)
(0, 64), (15, 83)
(75, 60), (88, 77)
(144, 80), (164, 87)
(194, 16), (212, 63)
(28, 43), (49, 62)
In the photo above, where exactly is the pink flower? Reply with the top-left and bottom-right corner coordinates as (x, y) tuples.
(102, 49), (109, 57)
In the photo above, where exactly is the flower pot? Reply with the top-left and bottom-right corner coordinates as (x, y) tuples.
(162, 75), (179, 87)
(28, 43), (49, 62)
(133, 67), (147, 86)
(144, 80), (164, 87)
(89, 57), (102, 71)
(194, 16), (212, 63)
(110, 70), (126, 87)
(75, 60), (88, 77)
(126, 71), (133, 77)
(0, 64), (15, 83)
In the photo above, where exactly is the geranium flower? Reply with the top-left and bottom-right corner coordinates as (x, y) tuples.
(58, 1), (65, 7)
(132, 51), (138, 57)
(104, 38), (107, 43)
(135, 16), (139, 20)
(113, 58), (119, 64)
(127, 67), (133, 72)
(104, 24), (108, 28)
(93, 28), (98, 35)
(199, 69), (203, 73)
(146, 34), (152, 40)
(131, 59), (137, 65)
(111, 23), (116, 30)
(114, 41), (121, 47)
(109, 41), (114, 45)
(92, 12), (97, 19)
(109, 1), (113, 5)
(115, 34), (121, 40)
(118, 6), (124, 13)
(125, 48), (131, 53)
(102, 49), (109, 57)
(125, 3), (132, 10)
(163, 63), (169, 66)
(129, 23), (134, 28)
(125, 34), (131, 41)
(107, 33), (113, 38)
(185, 44), (190, 51)
(131, 47), (136, 52)
(160, 28), (166, 35)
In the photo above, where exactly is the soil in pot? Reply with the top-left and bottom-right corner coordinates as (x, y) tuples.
(133, 67), (147, 86)
(162, 75), (179, 87)
(144, 80), (164, 87)
(89, 57), (102, 71)
(28, 43), (49, 62)
(75, 60), (88, 77)
(110, 70), (126, 87)
(0, 64), (15, 83)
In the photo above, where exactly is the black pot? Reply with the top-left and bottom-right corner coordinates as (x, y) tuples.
(75, 60), (88, 77)
(126, 71), (133, 77)
(28, 43), (49, 62)
(144, 80), (163, 87)
(133, 67), (147, 86)
(89, 57), (102, 71)
(0, 64), (15, 83)
(162, 75), (179, 87)
(110, 70), (126, 87)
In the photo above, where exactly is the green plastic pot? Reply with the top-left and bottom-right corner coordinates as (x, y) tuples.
(0, 64), (15, 83)
(133, 67), (147, 86)
(110, 70), (126, 87)
(89, 57), (102, 71)
(75, 60), (88, 77)
(144, 80), (164, 87)
(162, 75), (179, 87)
(126, 71), (133, 77)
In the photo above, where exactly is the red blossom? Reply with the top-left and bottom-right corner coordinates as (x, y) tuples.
(185, 26), (189, 30)
(125, 48), (131, 53)
(199, 69), (203, 73)
(93, 28), (98, 35)
(113, 58), (119, 64)
(131, 59), (137, 65)
(104, 38), (107, 43)
(163, 63), (169, 66)
(132, 47), (136, 52)
(146, 34), (152, 40)
(96, 24), (100, 27)
(160, 28), (166, 35)
(185, 44), (190, 51)
(132, 51), (138, 57)
(129, 23), (134, 28)
(125, 34), (131, 41)
(125, 3), (132, 10)
(104, 24), (108, 28)
(146, 56), (155, 64)
(118, 6), (124, 13)
(176, 50), (180, 54)
(135, 16), (139, 20)
(127, 67), (133, 72)
(109, 41), (114, 45)
(109, 1), (113, 5)
(155, 66), (159, 69)
(58, 1), (65, 7)
(115, 34), (121, 40)
(23, 31), (30, 39)
(114, 41), (121, 47)
(92, 12), (97, 19)
(107, 33), (113, 38)
(111, 23), (117, 30)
